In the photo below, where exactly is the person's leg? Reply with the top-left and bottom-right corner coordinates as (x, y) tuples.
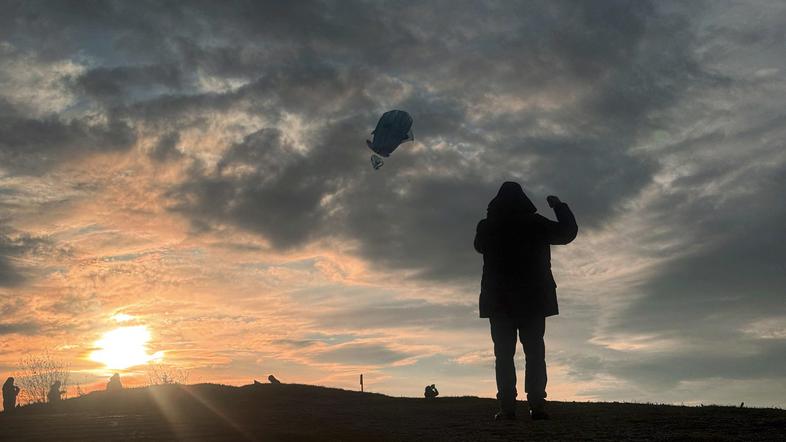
(519, 316), (547, 411)
(490, 317), (518, 414)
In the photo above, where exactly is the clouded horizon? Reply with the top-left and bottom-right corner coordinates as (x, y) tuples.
(1, 0), (785, 407)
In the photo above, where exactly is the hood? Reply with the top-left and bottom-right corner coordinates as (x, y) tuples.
(487, 181), (537, 217)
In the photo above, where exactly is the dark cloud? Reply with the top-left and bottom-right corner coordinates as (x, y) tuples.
(0, 114), (136, 174)
(0, 1), (187, 63)
(0, 321), (40, 335)
(76, 64), (184, 103)
(587, 176), (786, 392)
(2, 0), (703, 256)
(150, 131), (183, 162)
(612, 339), (786, 388)
(43, 293), (100, 317)
(607, 139), (786, 337)
(314, 299), (479, 331)
(0, 299), (27, 317)
(313, 342), (413, 365)
(0, 258), (25, 288)
(572, 112), (786, 394)
(0, 229), (51, 287)
(167, 121), (357, 249)
(145, 1), (704, 283)
(564, 337), (786, 391)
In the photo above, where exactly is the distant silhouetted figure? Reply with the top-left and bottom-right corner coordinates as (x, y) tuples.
(268, 375), (281, 384)
(107, 373), (123, 393)
(3, 377), (20, 413)
(424, 384), (439, 399)
(47, 381), (64, 404)
(474, 182), (577, 421)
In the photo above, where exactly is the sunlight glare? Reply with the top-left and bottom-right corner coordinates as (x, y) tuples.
(111, 313), (134, 322)
(90, 325), (164, 369)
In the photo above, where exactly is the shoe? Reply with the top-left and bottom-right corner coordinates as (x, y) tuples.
(530, 409), (550, 420)
(494, 411), (517, 421)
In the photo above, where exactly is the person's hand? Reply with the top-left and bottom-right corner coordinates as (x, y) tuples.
(546, 195), (562, 208)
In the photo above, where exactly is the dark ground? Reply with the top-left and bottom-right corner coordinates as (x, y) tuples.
(0, 383), (784, 441)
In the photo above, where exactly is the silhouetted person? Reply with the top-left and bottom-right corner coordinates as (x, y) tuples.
(107, 373), (123, 393)
(474, 182), (577, 421)
(424, 384), (439, 399)
(47, 381), (64, 404)
(3, 377), (20, 413)
(268, 375), (281, 384)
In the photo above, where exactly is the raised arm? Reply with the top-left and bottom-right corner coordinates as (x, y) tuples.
(543, 196), (577, 245)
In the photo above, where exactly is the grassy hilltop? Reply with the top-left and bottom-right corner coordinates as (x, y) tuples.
(1, 383), (784, 441)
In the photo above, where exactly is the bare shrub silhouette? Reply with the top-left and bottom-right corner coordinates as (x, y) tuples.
(145, 362), (190, 386)
(15, 352), (70, 404)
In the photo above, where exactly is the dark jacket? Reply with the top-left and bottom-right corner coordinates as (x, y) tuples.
(3, 379), (20, 410)
(47, 382), (62, 403)
(474, 185), (577, 318)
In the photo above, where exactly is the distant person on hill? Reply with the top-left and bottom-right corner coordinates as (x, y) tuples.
(3, 377), (20, 412)
(424, 384), (439, 399)
(47, 381), (64, 404)
(107, 373), (123, 393)
(474, 182), (577, 421)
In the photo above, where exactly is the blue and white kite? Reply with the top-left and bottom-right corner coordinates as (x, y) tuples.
(366, 110), (414, 170)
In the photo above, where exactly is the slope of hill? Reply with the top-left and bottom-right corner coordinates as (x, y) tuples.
(0, 383), (783, 441)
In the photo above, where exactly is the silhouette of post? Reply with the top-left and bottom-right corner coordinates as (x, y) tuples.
(360, 374), (364, 392)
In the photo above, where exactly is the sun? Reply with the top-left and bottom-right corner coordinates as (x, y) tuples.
(90, 325), (163, 370)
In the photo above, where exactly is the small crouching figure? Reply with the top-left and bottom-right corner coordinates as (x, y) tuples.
(3, 377), (20, 413)
(424, 384), (439, 399)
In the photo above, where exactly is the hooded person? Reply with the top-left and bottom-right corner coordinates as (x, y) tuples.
(474, 181), (577, 421)
(47, 381), (63, 404)
(3, 377), (20, 412)
(106, 374), (122, 393)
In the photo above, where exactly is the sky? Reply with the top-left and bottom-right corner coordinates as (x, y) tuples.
(1, 0), (785, 407)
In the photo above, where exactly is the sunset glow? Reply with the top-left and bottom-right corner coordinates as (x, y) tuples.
(1, 0), (785, 409)
(89, 326), (163, 370)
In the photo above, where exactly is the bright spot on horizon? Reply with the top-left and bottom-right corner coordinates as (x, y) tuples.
(90, 325), (164, 370)
(111, 313), (134, 322)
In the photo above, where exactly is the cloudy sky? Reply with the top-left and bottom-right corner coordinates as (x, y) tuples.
(1, 0), (784, 406)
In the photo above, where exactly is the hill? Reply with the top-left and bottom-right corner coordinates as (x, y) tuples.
(0, 383), (784, 441)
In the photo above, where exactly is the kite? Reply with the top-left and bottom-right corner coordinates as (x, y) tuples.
(366, 110), (413, 170)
